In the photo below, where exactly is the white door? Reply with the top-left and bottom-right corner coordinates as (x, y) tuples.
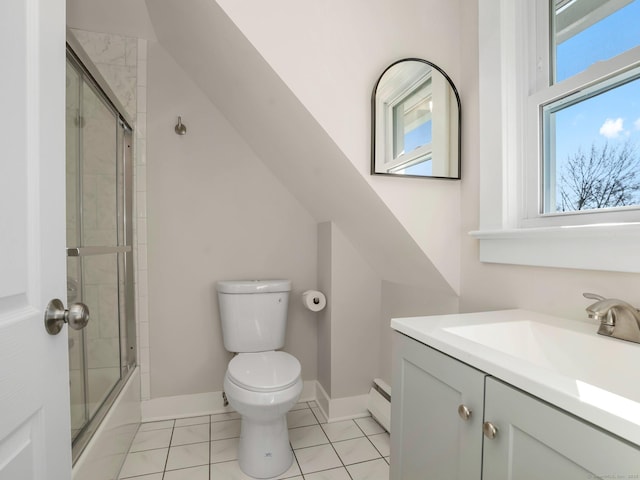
(0, 0), (72, 479)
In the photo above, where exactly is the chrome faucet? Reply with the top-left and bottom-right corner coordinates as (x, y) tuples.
(583, 293), (640, 344)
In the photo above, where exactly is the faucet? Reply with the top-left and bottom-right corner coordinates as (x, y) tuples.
(583, 293), (640, 344)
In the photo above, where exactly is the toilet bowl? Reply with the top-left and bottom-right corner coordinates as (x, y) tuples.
(223, 351), (302, 478)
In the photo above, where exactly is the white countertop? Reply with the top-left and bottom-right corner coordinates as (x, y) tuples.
(391, 309), (640, 446)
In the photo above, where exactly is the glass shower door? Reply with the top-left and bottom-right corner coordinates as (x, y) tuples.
(66, 49), (136, 460)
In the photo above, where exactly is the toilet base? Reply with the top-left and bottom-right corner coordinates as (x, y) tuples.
(238, 416), (293, 479)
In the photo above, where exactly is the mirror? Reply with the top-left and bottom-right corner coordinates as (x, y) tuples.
(371, 58), (461, 179)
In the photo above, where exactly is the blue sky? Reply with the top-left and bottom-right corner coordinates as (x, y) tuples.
(553, 0), (640, 179)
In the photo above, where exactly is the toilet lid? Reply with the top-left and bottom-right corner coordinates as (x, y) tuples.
(227, 351), (301, 393)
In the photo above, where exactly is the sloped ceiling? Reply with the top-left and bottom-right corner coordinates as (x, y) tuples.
(145, 0), (456, 295)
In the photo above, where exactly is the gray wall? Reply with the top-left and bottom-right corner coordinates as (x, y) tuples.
(146, 43), (318, 398)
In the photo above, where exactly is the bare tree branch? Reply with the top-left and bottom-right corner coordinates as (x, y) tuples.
(557, 141), (640, 212)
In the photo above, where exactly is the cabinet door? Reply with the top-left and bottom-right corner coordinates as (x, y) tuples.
(483, 378), (640, 480)
(391, 333), (485, 480)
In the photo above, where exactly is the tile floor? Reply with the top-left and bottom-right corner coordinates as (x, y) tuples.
(118, 401), (390, 480)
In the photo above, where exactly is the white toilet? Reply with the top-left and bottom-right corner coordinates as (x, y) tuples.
(217, 279), (303, 479)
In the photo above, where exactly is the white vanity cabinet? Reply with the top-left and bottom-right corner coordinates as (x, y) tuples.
(391, 332), (485, 480)
(483, 377), (640, 480)
(391, 331), (640, 480)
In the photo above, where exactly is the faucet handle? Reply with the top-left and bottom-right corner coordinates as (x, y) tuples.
(583, 292), (606, 301)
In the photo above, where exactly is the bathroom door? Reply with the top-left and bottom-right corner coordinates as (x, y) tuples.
(0, 0), (72, 479)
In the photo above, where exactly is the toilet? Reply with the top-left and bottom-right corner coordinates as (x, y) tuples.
(217, 279), (303, 479)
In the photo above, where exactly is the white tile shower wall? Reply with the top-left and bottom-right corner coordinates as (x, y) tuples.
(71, 30), (150, 401)
(136, 38), (151, 401)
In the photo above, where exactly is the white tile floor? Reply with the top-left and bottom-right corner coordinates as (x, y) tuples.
(118, 401), (390, 480)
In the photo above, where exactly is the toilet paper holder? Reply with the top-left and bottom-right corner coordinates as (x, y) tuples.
(302, 290), (326, 312)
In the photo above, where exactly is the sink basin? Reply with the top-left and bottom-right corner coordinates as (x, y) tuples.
(443, 319), (638, 402)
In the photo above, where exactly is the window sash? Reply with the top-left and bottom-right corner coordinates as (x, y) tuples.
(522, 1), (640, 227)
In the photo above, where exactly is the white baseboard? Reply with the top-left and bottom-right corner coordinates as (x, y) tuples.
(142, 380), (317, 422)
(315, 381), (370, 423)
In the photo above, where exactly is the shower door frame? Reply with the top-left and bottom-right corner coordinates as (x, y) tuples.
(66, 39), (137, 464)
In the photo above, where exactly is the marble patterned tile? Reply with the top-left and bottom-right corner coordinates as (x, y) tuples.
(304, 467), (352, 480)
(165, 442), (209, 471)
(293, 444), (342, 474)
(118, 448), (168, 478)
(129, 428), (172, 452)
(368, 432), (390, 457)
(209, 460), (254, 480)
(210, 437), (239, 464)
(354, 416), (386, 436)
(211, 411), (241, 423)
(290, 402), (310, 411)
(174, 415), (210, 427)
(321, 420), (364, 443)
(332, 437), (381, 465)
(311, 407), (328, 424)
(137, 420), (174, 432)
(171, 424), (209, 446)
(163, 465), (209, 480)
(210, 418), (241, 440)
(288, 425), (329, 449)
(287, 409), (318, 429)
(346, 458), (390, 480)
(276, 458), (302, 479)
(119, 474), (163, 480)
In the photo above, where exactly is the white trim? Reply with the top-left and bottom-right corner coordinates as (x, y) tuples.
(475, 0), (640, 273)
(72, 368), (141, 480)
(141, 381), (317, 422)
(471, 223), (640, 272)
(314, 381), (370, 423)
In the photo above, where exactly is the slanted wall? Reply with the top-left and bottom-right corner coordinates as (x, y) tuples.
(145, 0), (457, 295)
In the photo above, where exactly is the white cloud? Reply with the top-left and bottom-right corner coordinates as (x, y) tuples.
(599, 118), (624, 138)
(634, 118), (640, 130)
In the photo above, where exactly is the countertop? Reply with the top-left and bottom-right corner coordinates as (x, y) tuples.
(391, 309), (640, 446)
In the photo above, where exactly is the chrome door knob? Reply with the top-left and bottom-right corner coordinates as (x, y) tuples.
(44, 298), (90, 335)
(483, 421), (498, 439)
(458, 404), (472, 421)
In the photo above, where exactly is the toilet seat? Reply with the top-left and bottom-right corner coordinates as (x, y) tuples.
(227, 351), (301, 393)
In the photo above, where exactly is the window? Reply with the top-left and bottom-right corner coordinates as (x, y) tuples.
(528, 0), (640, 225)
(473, 0), (640, 272)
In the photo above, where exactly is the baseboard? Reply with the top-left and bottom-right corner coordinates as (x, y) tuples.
(142, 380), (317, 422)
(315, 381), (370, 423)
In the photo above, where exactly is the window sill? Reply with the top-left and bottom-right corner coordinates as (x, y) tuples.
(469, 223), (640, 273)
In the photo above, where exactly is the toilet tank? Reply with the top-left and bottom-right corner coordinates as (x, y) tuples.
(216, 279), (292, 353)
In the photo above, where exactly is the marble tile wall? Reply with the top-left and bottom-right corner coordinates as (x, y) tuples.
(70, 29), (151, 404)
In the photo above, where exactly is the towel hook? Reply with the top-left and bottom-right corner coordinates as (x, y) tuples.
(175, 116), (187, 135)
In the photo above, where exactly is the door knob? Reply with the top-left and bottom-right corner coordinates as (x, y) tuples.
(483, 421), (498, 439)
(44, 298), (90, 335)
(457, 404), (472, 421)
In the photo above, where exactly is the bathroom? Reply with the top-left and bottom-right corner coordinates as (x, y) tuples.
(1, 0), (639, 479)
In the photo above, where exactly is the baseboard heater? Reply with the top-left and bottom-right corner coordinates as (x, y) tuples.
(367, 378), (391, 432)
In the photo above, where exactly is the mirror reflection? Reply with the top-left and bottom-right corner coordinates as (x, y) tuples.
(371, 58), (461, 179)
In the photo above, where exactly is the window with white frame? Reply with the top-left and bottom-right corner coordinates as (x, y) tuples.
(527, 0), (640, 226)
(473, 0), (640, 273)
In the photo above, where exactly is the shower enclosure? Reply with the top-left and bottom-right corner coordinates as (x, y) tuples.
(66, 46), (137, 462)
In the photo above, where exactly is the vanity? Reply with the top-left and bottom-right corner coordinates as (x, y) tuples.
(390, 310), (640, 480)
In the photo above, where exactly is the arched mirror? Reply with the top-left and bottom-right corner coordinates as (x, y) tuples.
(371, 58), (461, 179)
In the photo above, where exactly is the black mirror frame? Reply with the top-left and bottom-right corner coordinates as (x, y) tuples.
(371, 58), (462, 180)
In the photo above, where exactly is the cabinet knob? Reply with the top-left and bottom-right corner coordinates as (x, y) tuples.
(457, 404), (472, 421)
(483, 422), (498, 439)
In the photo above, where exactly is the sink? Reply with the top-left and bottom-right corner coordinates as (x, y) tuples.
(443, 319), (638, 402)
(391, 309), (640, 444)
